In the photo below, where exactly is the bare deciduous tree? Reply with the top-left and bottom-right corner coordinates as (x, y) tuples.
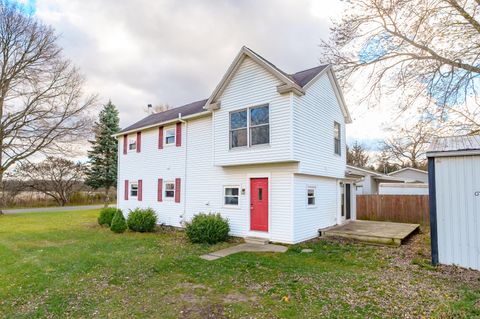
(0, 2), (95, 212)
(16, 157), (85, 206)
(144, 103), (171, 114)
(380, 120), (438, 169)
(320, 0), (480, 133)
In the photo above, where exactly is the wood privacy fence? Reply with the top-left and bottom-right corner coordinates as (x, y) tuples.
(356, 195), (430, 225)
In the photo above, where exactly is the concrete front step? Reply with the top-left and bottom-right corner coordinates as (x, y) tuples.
(244, 236), (269, 245)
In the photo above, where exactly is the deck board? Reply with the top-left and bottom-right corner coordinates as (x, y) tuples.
(322, 220), (419, 246)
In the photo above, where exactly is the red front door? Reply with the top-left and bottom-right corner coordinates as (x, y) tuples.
(250, 178), (268, 232)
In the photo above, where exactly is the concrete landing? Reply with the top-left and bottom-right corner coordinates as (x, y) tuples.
(321, 220), (419, 246)
(200, 243), (288, 261)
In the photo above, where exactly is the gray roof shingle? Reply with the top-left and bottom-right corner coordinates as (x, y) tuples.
(119, 99), (207, 134)
(119, 48), (330, 134)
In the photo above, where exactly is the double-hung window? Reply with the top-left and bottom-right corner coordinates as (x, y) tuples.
(128, 138), (137, 151)
(165, 181), (175, 198)
(130, 182), (138, 197)
(165, 128), (176, 145)
(224, 186), (240, 206)
(334, 121), (341, 155)
(229, 104), (269, 149)
(307, 187), (316, 206)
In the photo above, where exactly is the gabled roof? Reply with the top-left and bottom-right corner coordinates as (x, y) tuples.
(427, 135), (480, 157)
(388, 167), (428, 176)
(117, 46), (352, 135)
(118, 99), (208, 135)
(346, 165), (384, 177)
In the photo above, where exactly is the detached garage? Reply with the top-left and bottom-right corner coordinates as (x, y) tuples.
(427, 135), (480, 270)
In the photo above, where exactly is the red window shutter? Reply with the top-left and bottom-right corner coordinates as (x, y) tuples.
(175, 178), (181, 203)
(124, 180), (129, 200)
(157, 178), (163, 202)
(123, 135), (128, 155)
(158, 126), (164, 149)
(136, 132), (141, 152)
(176, 122), (182, 147)
(138, 180), (142, 201)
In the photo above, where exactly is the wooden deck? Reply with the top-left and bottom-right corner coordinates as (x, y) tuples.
(321, 220), (420, 246)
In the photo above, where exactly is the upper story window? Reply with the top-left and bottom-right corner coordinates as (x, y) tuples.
(130, 182), (138, 197)
(334, 121), (341, 155)
(165, 128), (176, 145)
(128, 138), (137, 151)
(165, 181), (175, 198)
(230, 104), (269, 149)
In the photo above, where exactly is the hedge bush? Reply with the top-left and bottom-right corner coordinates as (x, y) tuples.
(110, 210), (127, 233)
(185, 213), (230, 244)
(127, 208), (157, 232)
(98, 207), (119, 226)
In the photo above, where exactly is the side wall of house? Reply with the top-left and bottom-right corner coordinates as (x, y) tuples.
(117, 115), (296, 243)
(390, 170), (428, 183)
(292, 174), (340, 243)
(292, 71), (346, 178)
(213, 56), (294, 166)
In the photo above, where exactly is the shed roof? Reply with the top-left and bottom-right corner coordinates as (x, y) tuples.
(427, 135), (480, 157)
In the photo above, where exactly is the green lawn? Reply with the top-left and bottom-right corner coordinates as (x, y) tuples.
(0, 210), (479, 318)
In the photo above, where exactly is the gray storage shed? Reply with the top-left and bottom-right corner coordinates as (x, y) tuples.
(427, 135), (480, 270)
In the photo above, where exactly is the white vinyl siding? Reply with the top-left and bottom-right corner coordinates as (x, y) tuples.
(434, 155), (480, 270)
(292, 72), (346, 178)
(293, 174), (340, 243)
(213, 56), (293, 166)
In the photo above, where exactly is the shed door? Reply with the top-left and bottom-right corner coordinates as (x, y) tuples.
(250, 178), (268, 232)
(435, 156), (480, 270)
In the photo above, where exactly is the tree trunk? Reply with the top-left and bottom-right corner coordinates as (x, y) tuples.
(0, 172), (4, 215)
(104, 187), (110, 208)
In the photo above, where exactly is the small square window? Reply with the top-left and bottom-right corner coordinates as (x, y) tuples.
(128, 139), (137, 151)
(130, 183), (138, 197)
(224, 186), (240, 206)
(165, 181), (175, 198)
(165, 128), (176, 145)
(307, 187), (316, 206)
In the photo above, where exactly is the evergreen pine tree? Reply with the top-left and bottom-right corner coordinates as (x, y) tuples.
(86, 101), (120, 206)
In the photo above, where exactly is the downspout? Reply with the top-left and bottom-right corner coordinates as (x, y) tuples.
(178, 113), (188, 225)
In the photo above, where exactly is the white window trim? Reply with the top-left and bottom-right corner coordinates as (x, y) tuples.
(164, 181), (175, 200)
(223, 185), (241, 208)
(307, 186), (316, 208)
(229, 104), (270, 149)
(130, 182), (138, 198)
(334, 121), (341, 156)
(164, 127), (176, 146)
(128, 137), (137, 152)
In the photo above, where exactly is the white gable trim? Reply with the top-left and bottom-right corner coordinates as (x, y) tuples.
(387, 167), (428, 176)
(205, 46), (304, 110)
(326, 69), (352, 124)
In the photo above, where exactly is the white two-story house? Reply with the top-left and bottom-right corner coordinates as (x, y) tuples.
(115, 46), (355, 244)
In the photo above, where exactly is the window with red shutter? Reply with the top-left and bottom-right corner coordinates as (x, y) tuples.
(158, 178), (163, 202)
(136, 132), (141, 152)
(124, 180), (129, 200)
(158, 126), (164, 149)
(123, 135), (128, 155)
(138, 180), (142, 201)
(175, 178), (181, 203)
(176, 122), (182, 147)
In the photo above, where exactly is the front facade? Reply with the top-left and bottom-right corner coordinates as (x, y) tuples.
(116, 47), (355, 244)
(427, 135), (480, 270)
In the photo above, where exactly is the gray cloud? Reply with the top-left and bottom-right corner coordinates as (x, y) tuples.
(35, 0), (343, 127)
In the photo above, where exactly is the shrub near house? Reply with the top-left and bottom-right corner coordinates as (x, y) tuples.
(185, 213), (230, 244)
(127, 208), (157, 232)
(98, 207), (119, 226)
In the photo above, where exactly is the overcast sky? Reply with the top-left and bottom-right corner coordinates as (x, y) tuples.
(24, 0), (390, 149)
